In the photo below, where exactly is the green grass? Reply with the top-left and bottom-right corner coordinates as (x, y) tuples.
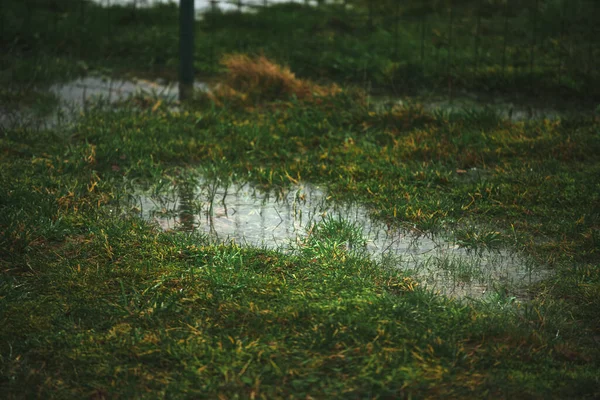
(1, 1), (599, 398)
(1, 88), (599, 397)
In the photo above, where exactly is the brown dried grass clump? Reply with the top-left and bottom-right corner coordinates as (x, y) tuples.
(210, 54), (340, 106)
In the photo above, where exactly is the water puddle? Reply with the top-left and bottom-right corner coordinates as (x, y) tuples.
(127, 179), (550, 300)
(0, 76), (207, 130)
(49, 76), (208, 109)
(371, 91), (583, 122)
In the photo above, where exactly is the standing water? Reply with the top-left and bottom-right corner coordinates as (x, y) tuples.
(127, 178), (550, 300)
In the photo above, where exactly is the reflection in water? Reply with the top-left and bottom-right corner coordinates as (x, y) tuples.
(129, 179), (550, 300)
(49, 76), (209, 109)
(177, 181), (196, 232)
(370, 93), (582, 122)
(2, 76), (211, 130)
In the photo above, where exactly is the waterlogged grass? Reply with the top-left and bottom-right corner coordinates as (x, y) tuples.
(2, 2), (600, 394)
(1, 85), (599, 397)
(80, 94), (600, 255)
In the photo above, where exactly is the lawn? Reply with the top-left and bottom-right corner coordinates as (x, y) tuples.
(1, 1), (599, 398)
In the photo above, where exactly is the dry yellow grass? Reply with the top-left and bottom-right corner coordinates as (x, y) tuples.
(208, 54), (341, 106)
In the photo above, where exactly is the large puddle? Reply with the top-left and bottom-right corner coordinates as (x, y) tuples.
(128, 179), (550, 300)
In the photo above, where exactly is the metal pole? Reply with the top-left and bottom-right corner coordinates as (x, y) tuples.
(529, 0), (537, 77)
(557, 0), (566, 85)
(448, 3), (454, 103)
(106, 0), (112, 43)
(79, 0), (86, 57)
(420, 14), (425, 63)
(393, 0), (399, 59)
(210, 0), (217, 68)
(501, 0), (509, 78)
(179, 0), (195, 101)
(587, 0), (594, 75)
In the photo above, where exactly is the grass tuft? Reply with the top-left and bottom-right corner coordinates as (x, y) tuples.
(208, 54), (341, 106)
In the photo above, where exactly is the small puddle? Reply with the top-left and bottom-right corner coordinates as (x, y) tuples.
(1, 76), (207, 130)
(49, 76), (208, 109)
(371, 91), (586, 122)
(128, 179), (550, 300)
